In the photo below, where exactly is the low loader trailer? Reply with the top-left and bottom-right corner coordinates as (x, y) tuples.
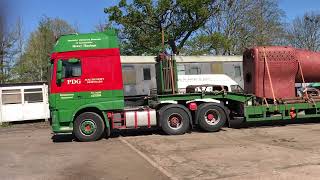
(49, 30), (320, 141)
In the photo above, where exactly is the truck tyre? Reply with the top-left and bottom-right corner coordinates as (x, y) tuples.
(74, 112), (105, 142)
(197, 103), (226, 132)
(160, 106), (190, 135)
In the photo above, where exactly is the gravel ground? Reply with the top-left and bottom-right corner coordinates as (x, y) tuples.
(0, 122), (167, 180)
(1, 121), (320, 180)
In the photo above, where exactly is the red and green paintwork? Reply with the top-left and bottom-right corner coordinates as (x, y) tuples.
(50, 30), (124, 133)
(53, 30), (119, 53)
(50, 29), (320, 134)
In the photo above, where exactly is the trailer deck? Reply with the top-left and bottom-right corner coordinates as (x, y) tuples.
(154, 92), (320, 123)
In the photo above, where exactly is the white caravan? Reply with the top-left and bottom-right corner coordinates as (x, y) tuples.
(0, 83), (50, 123)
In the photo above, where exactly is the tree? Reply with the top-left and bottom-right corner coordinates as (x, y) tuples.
(49, 18), (78, 38)
(287, 12), (320, 51)
(246, 0), (285, 47)
(94, 19), (112, 32)
(182, 0), (252, 55)
(0, 11), (6, 82)
(104, 0), (226, 55)
(0, 19), (24, 83)
(182, 0), (285, 55)
(12, 17), (77, 82)
(0, 1), (25, 83)
(182, 32), (231, 55)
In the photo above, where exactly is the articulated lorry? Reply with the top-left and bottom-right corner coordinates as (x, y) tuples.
(49, 30), (320, 141)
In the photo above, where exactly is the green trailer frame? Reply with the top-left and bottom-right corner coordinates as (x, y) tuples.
(152, 91), (320, 123)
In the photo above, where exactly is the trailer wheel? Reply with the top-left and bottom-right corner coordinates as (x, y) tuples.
(160, 106), (190, 135)
(74, 112), (105, 142)
(197, 104), (226, 132)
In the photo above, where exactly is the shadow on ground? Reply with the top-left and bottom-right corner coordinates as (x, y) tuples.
(243, 118), (320, 129)
(51, 128), (165, 143)
(51, 118), (320, 142)
(51, 134), (75, 143)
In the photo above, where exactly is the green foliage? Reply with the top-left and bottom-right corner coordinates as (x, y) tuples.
(182, 32), (232, 55)
(0, 122), (10, 128)
(105, 0), (284, 55)
(12, 17), (77, 82)
(105, 0), (223, 55)
(0, 19), (23, 83)
(182, 0), (285, 55)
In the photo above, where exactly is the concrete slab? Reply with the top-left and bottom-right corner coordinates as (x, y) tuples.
(0, 123), (168, 180)
(124, 124), (320, 180)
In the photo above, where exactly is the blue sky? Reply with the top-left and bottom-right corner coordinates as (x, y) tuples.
(5, 0), (118, 37)
(4, 0), (320, 39)
(280, 0), (320, 21)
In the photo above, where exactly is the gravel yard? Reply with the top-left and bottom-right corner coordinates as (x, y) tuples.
(1, 121), (320, 180)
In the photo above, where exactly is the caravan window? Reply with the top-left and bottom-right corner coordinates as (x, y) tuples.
(188, 66), (201, 75)
(24, 88), (43, 103)
(122, 66), (136, 85)
(234, 66), (241, 77)
(143, 68), (151, 80)
(2, 89), (22, 104)
(177, 65), (186, 75)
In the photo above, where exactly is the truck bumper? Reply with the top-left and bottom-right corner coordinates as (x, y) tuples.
(52, 124), (73, 134)
(51, 110), (73, 134)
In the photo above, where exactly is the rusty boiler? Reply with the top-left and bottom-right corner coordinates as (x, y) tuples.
(243, 46), (320, 99)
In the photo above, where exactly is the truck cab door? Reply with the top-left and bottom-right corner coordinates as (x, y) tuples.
(53, 58), (85, 122)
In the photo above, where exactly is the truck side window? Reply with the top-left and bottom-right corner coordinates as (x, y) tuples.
(62, 60), (81, 78)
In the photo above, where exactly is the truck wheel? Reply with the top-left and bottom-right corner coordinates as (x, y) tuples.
(197, 104), (226, 132)
(160, 106), (190, 135)
(74, 112), (105, 142)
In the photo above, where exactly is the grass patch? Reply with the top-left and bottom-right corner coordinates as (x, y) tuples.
(0, 122), (11, 128)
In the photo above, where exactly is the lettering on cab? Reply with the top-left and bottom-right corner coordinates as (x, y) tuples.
(67, 79), (81, 85)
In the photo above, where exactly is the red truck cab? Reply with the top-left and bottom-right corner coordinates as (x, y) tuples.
(50, 30), (125, 140)
(49, 30), (232, 142)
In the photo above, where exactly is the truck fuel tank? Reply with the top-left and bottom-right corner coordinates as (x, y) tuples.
(125, 109), (157, 128)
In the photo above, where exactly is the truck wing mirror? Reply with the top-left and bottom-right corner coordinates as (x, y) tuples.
(56, 59), (64, 85)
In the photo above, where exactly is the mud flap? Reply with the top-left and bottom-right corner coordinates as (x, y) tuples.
(228, 117), (245, 128)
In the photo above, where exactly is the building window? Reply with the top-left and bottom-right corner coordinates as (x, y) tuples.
(62, 60), (81, 78)
(2, 89), (22, 104)
(234, 66), (241, 77)
(122, 66), (136, 85)
(188, 66), (201, 75)
(24, 88), (43, 103)
(143, 68), (151, 80)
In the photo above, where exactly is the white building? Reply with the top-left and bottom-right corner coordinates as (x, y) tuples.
(0, 82), (50, 123)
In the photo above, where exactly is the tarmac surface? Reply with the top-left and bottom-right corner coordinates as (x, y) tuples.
(1, 121), (320, 180)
